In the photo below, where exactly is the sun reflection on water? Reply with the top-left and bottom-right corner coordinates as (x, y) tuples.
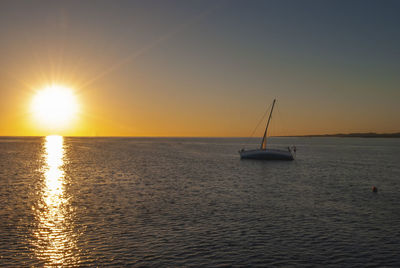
(43, 136), (65, 208)
(33, 135), (79, 266)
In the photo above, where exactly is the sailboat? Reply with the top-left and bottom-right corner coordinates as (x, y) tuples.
(239, 99), (295, 160)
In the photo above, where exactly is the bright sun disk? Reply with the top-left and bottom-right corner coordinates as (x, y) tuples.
(31, 85), (78, 128)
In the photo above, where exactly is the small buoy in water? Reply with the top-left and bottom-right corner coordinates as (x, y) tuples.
(372, 186), (378, 193)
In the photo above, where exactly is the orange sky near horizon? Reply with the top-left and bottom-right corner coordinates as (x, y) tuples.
(1, 1), (399, 137)
(2, 73), (397, 137)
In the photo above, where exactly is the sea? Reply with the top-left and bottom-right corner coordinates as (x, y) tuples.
(0, 136), (399, 267)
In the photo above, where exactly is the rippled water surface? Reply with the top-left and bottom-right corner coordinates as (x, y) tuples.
(1, 136), (399, 266)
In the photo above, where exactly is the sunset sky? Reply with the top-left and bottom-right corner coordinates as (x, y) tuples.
(0, 0), (399, 137)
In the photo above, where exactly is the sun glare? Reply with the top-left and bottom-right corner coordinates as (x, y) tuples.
(31, 85), (78, 129)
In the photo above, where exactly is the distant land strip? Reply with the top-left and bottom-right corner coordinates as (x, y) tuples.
(281, 132), (400, 138)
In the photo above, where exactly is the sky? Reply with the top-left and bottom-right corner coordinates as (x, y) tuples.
(0, 0), (399, 137)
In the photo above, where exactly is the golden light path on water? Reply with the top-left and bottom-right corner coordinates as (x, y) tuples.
(33, 135), (79, 266)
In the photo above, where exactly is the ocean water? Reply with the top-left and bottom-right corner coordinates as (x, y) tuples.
(0, 136), (399, 267)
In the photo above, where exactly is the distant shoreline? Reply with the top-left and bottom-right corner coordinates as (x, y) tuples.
(0, 132), (400, 138)
(279, 132), (400, 138)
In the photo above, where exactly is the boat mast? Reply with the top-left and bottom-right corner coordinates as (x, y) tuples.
(260, 99), (276, 150)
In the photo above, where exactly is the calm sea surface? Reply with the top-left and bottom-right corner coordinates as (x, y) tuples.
(0, 136), (399, 267)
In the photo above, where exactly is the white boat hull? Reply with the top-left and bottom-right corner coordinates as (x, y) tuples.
(239, 149), (294, 161)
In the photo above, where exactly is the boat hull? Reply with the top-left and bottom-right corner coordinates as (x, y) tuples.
(239, 149), (294, 161)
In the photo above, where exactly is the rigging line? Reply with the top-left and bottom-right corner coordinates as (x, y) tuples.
(242, 101), (273, 148)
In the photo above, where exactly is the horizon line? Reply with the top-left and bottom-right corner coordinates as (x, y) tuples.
(1, 131), (400, 139)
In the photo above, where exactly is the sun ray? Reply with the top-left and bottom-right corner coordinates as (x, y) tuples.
(76, 1), (225, 93)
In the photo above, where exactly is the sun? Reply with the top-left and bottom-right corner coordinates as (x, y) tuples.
(31, 85), (79, 129)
